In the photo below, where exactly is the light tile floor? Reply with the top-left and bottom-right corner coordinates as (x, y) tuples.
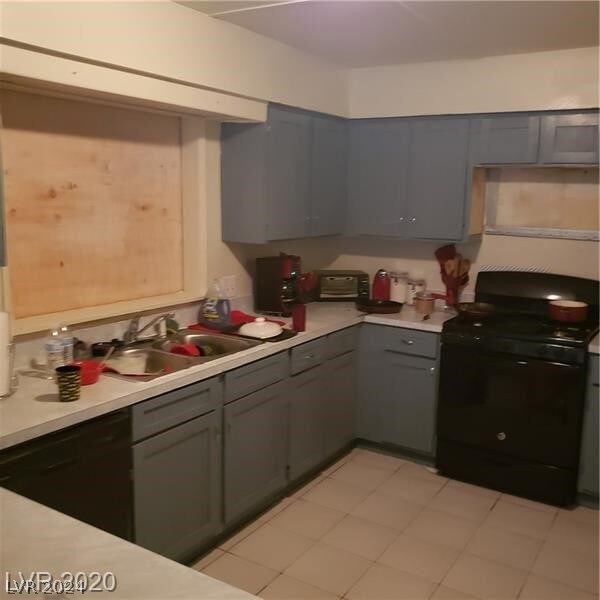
(193, 449), (599, 600)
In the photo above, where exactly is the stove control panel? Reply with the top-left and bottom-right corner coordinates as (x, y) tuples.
(442, 332), (585, 365)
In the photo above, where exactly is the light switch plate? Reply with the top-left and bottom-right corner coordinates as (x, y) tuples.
(220, 275), (236, 298)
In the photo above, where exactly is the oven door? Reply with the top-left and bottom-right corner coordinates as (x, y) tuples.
(437, 343), (585, 469)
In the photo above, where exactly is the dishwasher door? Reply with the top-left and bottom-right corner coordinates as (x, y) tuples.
(0, 409), (132, 540)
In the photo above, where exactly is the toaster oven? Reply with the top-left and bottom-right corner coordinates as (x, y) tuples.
(314, 270), (369, 301)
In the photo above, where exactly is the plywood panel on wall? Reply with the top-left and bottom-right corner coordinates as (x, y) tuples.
(1, 90), (183, 319)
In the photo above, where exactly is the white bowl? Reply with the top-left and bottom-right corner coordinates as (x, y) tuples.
(238, 317), (283, 339)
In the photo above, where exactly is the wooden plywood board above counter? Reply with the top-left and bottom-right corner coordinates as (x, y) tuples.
(1, 89), (184, 320)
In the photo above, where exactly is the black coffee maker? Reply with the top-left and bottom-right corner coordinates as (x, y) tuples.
(254, 254), (301, 316)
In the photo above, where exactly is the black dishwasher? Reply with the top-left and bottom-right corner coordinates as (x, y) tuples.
(0, 409), (132, 540)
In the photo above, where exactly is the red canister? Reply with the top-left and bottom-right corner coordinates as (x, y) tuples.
(372, 269), (391, 301)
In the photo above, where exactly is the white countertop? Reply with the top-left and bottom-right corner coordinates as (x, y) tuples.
(0, 488), (256, 600)
(0, 303), (451, 600)
(0, 303), (450, 450)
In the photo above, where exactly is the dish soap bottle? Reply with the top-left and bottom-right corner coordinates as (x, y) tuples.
(200, 279), (231, 330)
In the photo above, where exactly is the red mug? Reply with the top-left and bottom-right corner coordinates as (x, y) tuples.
(291, 304), (306, 332)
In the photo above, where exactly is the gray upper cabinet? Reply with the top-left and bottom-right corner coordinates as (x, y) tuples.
(347, 119), (410, 237)
(224, 380), (288, 524)
(347, 117), (471, 241)
(133, 410), (222, 562)
(408, 118), (470, 240)
(221, 104), (345, 243)
(540, 113), (599, 164)
(267, 107), (312, 239)
(310, 114), (347, 237)
(477, 115), (540, 164)
(578, 355), (599, 498)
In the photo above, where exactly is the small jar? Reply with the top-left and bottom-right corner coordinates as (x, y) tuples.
(406, 278), (426, 306)
(415, 292), (435, 315)
(389, 271), (409, 303)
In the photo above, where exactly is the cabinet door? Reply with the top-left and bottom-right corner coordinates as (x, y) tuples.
(224, 380), (288, 524)
(358, 325), (438, 455)
(384, 353), (437, 454)
(408, 118), (470, 241)
(310, 115), (346, 237)
(324, 352), (356, 457)
(289, 365), (326, 481)
(578, 356), (599, 497)
(540, 114), (599, 164)
(266, 106), (311, 240)
(133, 411), (221, 561)
(479, 115), (540, 164)
(347, 119), (410, 236)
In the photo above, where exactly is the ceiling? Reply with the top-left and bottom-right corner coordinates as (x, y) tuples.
(176, 0), (599, 68)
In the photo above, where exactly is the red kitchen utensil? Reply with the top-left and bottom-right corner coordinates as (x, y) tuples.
(170, 343), (200, 357)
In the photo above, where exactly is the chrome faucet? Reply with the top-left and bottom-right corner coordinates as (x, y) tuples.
(123, 312), (177, 345)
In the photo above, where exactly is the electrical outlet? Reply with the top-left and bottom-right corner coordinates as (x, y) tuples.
(220, 275), (237, 298)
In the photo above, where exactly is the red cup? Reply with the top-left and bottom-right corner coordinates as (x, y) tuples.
(69, 360), (103, 385)
(291, 304), (306, 332)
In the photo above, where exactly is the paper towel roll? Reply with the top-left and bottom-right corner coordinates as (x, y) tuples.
(0, 312), (12, 396)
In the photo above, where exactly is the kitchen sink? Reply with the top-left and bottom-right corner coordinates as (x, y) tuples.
(104, 330), (262, 380)
(153, 330), (263, 359)
(104, 348), (194, 381)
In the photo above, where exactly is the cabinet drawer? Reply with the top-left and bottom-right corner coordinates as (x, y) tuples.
(132, 378), (222, 442)
(225, 352), (289, 403)
(381, 327), (439, 359)
(326, 326), (359, 359)
(290, 338), (327, 375)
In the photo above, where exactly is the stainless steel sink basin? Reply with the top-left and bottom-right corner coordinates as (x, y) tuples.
(104, 348), (194, 381)
(104, 330), (262, 380)
(154, 330), (262, 361)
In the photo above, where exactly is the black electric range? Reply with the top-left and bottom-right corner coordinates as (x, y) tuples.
(436, 271), (599, 506)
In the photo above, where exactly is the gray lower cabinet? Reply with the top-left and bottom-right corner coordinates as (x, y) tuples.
(289, 365), (326, 480)
(133, 409), (222, 562)
(224, 380), (288, 524)
(578, 355), (599, 497)
(324, 351), (357, 457)
(358, 324), (438, 455)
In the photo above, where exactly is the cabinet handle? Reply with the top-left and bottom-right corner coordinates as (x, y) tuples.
(226, 421), (232, 434)
(214, 426), (222, 443)
(398, 217), (405, 222)
(402, 340), (414, 346)
(303, 354), (315, 360)
(429, 367), (436, 375)
(410, 217), (416, 223)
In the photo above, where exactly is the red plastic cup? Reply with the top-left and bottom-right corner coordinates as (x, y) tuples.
(291, 304), (306, 332)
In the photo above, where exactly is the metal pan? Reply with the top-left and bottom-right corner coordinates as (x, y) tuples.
(456, 302), (496, 320)
(356, 299), (403, 314)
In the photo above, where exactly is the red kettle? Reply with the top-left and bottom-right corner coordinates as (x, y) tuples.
(372, 269), (391, 301)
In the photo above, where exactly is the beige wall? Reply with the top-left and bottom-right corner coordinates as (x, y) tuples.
(348, 47), (599, 118)
(1, 0), (348, 117)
